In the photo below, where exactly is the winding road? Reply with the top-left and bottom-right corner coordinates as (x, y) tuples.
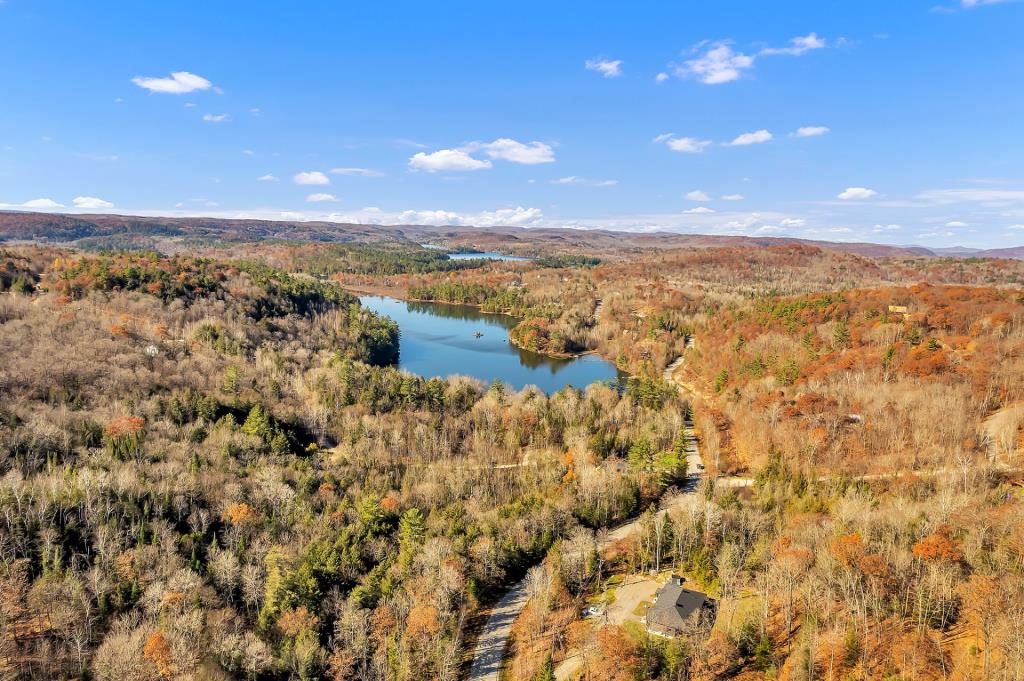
(467, 347), (704, 680)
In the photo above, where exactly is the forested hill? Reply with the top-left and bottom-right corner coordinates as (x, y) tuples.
(5, 209), (1021, 259)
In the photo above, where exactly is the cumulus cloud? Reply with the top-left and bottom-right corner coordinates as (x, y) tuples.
(684, 207), (716, 214)
(672, 34), (826, 85)
(655, 134), (712, 153)
(585, 58), (623, 78)
(72, 196), (114, 208)
(720, 194), (744, 201)
(0, 198), (64, 209)
(257, 174), (279, 182)
(131, 71), (212, 94)
(794, 126), (830, 137)
(551, 176), (618, 187)
(397, 206), (543, 228)
(409, 149), (492, 172)
(306, 193), (338, 202)
(293, 171), (330, 185)
(686, 190), (711, 201)
(873, 224), (902, 232)
(655, 72), (669, 83)
(759, 33), (826, 56)
(945, 220), (968, 227)
(677, 41), (755, 84)
(727, 129), (773, 146)
(202, 113), (229, 123)
(331, 167), (385, 177)
(466, 139), (556, 165)
(837, 187), (878, 200)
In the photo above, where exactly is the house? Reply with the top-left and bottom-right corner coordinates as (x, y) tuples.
(644, 575), (708, 637)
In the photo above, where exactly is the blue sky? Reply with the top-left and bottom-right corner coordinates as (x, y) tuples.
(1, 0), (1023, 247)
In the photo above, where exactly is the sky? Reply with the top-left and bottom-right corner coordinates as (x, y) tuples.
(1, 0), (1023, 248)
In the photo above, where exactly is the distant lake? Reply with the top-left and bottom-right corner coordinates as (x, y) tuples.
(447, 251), (532, 262)
(360, 295), (623, 393)
(419, 244), (532, 262)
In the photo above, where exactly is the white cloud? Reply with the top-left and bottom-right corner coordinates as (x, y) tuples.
(720, 194), (744, 201)
(465, 139), (556, 165)
(585, 58), (623, 78)
(945, 220), (968, 227)
(672, 34), (827, 85)
(727, 129), (773, 146)
(837, 187), (878, 200)
(330, 167), (385, 177)
(677, 41), (755, 84)
(0, 198), (65, 209)
(873, 224), (902, 232)
(1009, 224), (1024, 230)
(72, 196), (114, 209)
(686, 190), (711, 201)
(655, 134), (712, 153)
(684, 207), (716, 214)
(794, 126), (830, 137)
(759, 33), (826, 56)
(306, 193), (338, 203)
(409, 149), (492, 172)
(202, 113), (229, 123)
(962, 0), (1013, 7)
(257, 174), (279, 182)
(132, 71), (212, 94)
(779, 218), (806, 227)
(293, 171), (330, 185)
(242, 149), (255, 155)
(397, 206), (543, 228)
(655, 72), (669, 83)
(24, 198), (63, 208)
(249, 107), (261, 114)
(551, 176), (618, 187)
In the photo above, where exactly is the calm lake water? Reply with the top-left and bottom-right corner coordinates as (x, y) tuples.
(419, 244), (532, 262)
(447, 251), (532, 262)
(360, 295), (623, 393)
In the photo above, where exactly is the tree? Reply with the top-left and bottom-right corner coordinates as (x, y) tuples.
(833, 319), (850, 348)
(143, 631), (173, 678)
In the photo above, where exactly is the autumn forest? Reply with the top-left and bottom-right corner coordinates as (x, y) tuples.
(1, 223), (1024, 681)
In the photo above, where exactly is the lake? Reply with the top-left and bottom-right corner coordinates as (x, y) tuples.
(419, 244), (532, 262)
(359, 295), (623, 393)
(447, 251), (532, 262)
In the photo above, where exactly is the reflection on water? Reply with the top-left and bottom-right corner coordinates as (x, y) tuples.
(360, 296), (622, 392)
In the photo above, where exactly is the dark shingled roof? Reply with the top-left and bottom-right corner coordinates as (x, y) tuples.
(646, 579), (707, 636)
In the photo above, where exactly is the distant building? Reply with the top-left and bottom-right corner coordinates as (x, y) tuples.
(644, 575), (708, 637)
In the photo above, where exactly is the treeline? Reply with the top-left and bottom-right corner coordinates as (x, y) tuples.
(283, 243), (488, 277)
(407, 281), (559, 318)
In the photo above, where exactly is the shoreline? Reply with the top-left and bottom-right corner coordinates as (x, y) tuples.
(347, 286), (608, 363)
